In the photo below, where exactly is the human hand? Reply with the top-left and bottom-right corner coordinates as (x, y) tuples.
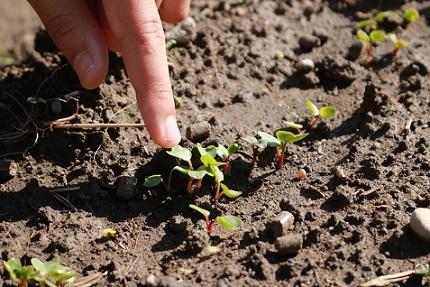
(28, 0), (191, 148)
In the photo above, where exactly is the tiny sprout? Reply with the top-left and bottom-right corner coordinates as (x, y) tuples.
(166, 145), (200, 193)
(356, 11), (390, 30)
(216, 143), (239, 175)
(143, 175), (164, 188)
(241, 135), (265, 165)
(166, 39), (177, 50)
(403, 8), (419, 23)
(388, 33), (408, 58)
(274, 131), (308, 170)
(31, 258), (76, 286)
(305, 99), (337, 129)
(283, 121), (304, 134)
(217, 183), (242, 201)
(4, 258), (36, 287)
(357, 30), (386, 60)
(274, 51), (284, 60)
(189, 205), (242, 235)
(101, 228), (118, 239)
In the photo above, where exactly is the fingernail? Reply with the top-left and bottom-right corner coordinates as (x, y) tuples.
(164, 115), (181, 144)
(73, 51), (96, 81)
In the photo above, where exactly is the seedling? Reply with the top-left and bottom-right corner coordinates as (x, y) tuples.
(283, 121), (304, 134)
(274, 51), (284, 60)
(216, 143), (239, 175)
(4, 258), (36, 287)
(166, 145), (208, 193)
(199, 153), (226, 200)
(4, 258), (76, 287)
(388, 33), (408, 58)
(357, 30), (386, 60)
(189, 204), (241, 236)
(403, 8), (419, 24)
(241, 135), (266, 165)
(356, 11), (390, 30)
(166, 39), (177, 50)
(30, 258), (76, 287)
(258, 131), (308, 170)
(143, 174), (166, 189)
(305, 99), (337, 129)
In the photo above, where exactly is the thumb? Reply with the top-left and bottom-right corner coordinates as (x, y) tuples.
(29, 0), (108, 89)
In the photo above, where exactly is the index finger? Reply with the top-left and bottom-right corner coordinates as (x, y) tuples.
(102, 0), (180, 148)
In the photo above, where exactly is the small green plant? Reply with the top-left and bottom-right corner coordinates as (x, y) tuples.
(388, 33), (408, 57)
(274, 51), (284, 60)
(241, 135), (266, 165)
(189, 204), (241, 236)
(403, 8), (420, 24)
(356, 11), (390, 30)
(165, 39), (177, 50)
(4, 258), (76, 287)
(357, 29), (387, 60)
(4, 258), (36, 287)
(258, 131), (308, 170)
(305, 99), (337, 129)
(216, 143), (239, 175)
(283, 121), (304, 134)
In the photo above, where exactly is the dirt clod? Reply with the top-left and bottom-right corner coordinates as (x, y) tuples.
(275, 234), (303, 255)
(186, 121), (211, 142)
(115, 176), (137, 200)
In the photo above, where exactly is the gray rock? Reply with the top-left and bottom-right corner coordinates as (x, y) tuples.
(186, 121), (211, 142)
(410, 208), (430, 243)
(275, 234), (303, 255)
(116, 176), (137, 200)
(165, 17), (196, 44)
(298, 34), (320, 51)
(268, 211), (295, 237)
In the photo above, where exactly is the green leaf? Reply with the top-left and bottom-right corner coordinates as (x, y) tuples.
(189, 204), (210, 218)
(305, 99), (320, 117)
(227, 143), (239, 156)
(209, 166), (224, 183)
(404, 8), (419, 23)
(356, 19), (375, 29)
(215, 215), (241, 232)
(196, 143), (218, 157)
(276, 131), (308, 143)
(166, 39), (177, 50)
(143, 175), (163, 188)
(257, 131), (280, 148)
(31, 259), (76, 282)
(374, 11), (390, 22)
(395, 39), (408, 49)
(220, 183), (242, 199)
(200, 155), (224, 167)
(370, 30), (386, 43)
(319, 106), (337, 119)
(167, 146), (192, 162)
(31, 258), (47, 276)
(174, 166), (208, 179)
(283, 121), (303, 129)
(357, 30), (370, 44)
(4, 258), (22, 281)
(216, 144), (229, 160)
(274, 51), (284, 60)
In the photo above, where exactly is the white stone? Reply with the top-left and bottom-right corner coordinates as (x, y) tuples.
(296, 58), (315, 74)
(410, 208), (430, 243)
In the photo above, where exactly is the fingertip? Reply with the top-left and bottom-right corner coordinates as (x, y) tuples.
(74, 50), (108, 89)
(162, 115), (181, 147)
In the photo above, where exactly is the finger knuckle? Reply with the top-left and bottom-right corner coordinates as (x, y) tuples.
(45, 13), (84, 44)
(126, 18), (166, 56)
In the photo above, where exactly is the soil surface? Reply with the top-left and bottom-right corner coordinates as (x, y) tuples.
(1, 0), (430, 286)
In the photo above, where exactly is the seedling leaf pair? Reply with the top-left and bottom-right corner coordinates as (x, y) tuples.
(189, 204), (242, 234)
(4, 258), (36, 283)
(404, 8), (419, 23)
(31, 258), (76, 284)
(357, 30), (386, 45)
(306, 99), (337, 120)
(275, 131), (308, 143)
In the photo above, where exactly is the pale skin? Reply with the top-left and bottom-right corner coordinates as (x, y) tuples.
(28, 0), (191, 148)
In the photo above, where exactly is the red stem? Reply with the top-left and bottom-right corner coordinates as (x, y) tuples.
(276, 145), (286, 170)
(186, 179), (194, 194)
(308, 116), (321, 129)
(251, 147), (258, 165)
(206, 219), (215, 236)
(223, 162), (232, 176)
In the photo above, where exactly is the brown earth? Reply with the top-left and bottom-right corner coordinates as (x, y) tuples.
(0, 0), (429, 286)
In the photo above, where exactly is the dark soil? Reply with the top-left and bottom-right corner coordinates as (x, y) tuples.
(1, 0), (430, 286)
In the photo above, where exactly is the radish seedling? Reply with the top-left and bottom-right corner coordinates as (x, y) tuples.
(283, 121), (304, 134)
(30, 258), (76, 287)
(388, 33), (408, 58)
(143, 174), (166, 189)
(305, 99), (337, 129)
(4, 258), (36, 287)
(166, 145), (208, 193)
(258, 131), (308, 170)
(357, 30), (387, 60)
(356, 11), (390, 30)
(403, 8), (419, 24)
(199, 154), (225, 200)
(241, 135), (266, 165)
(189, 204), (241, 236)
(216, 143), (239, 175)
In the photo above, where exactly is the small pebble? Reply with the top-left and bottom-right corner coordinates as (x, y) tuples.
(165, 17), (196, 44)
(296, 58), (314, 74)
(275, 234), (303, 255)
(268, 211), (295, 237)
(145, 274), (159, 287)
(296, 169), (307, 180)
(410, 208), (430, 243)
(116, 176), (137, 200)
(298, 35), (320, 51)
(186, 121), (211, 142)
